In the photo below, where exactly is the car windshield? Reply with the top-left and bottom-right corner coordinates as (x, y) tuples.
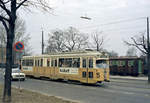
(96, 60), (109, 69)
(12, 69), (21, 73)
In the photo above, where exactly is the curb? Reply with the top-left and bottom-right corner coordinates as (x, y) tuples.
(110, 76), (148, 81)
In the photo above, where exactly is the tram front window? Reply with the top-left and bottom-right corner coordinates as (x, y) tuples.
(96, 60), (109, 69)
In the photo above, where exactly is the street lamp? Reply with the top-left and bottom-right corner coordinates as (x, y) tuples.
(80, 16), (92, 20)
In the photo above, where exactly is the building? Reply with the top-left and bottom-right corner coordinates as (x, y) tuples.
(109, 56), (145, 76)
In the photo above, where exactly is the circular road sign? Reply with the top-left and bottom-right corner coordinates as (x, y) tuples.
(14, 41), (24, 52)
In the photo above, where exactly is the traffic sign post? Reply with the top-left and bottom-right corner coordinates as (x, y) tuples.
(13, 41), (24, 52)
(13, 41), (24, 92)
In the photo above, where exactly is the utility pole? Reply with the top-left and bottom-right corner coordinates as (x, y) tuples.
(42, 30), (44, 54)
(147, 17), (150, 83)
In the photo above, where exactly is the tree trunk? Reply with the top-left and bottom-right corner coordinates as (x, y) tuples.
(3, 0), (16, 100)
(3, 24), (15, 102)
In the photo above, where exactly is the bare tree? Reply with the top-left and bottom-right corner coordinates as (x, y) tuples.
(0, 17), (32, 55)
(124, 33), (147, 54)
(126, 47), (137, 57)
(64, 27), (88, 51)
(124, 32), (150, 83)
(46, 27), (89, 53)
(0, 0), (51, 102)
(91, 31), (105, 51)
(46, 29), (65, 53)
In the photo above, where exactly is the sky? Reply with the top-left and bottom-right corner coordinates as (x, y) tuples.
(19, 0), (150, 56)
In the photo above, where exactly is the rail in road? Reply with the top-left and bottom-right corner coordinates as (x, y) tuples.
(0, 72), (150, 103)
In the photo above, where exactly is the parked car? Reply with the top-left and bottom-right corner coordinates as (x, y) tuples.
(3, 68), (26, 81)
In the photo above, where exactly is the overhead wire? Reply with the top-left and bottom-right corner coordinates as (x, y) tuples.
(80, 17), (147, 29)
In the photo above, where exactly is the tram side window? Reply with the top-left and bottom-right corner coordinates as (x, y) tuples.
(35, 60), (37, 66)
(51, 60), (54, 67)
(38, 60), (40, 66)
(29, 60), (33, 66)
(82, 59), (86, 68)
(22, 59), (33, 66)
(22, 60), (26, 66)
(65, 58), (72, 67)
(59, 58), (72, 67)
(55, 59), (57, 67)
(89, 59), (93, 68)
(72, 58), (80, 68)
(59, 58), (80, 68)
(59, 58), (64, 67)
(41, 59), (43, 67)
(47, 59), (50, 67)
(89, 72), (93, 78)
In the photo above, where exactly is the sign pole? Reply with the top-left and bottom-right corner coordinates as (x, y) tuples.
(13, 41), (24, 92)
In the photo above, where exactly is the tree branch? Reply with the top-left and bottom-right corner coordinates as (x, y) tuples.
(131, 37), (143, 46)
(16, 0), (27, 10)
(0, 15), (9, 33)
(0, 15), (9, 21)
(142, 35), (148, 51)
(0, 0), (11, 16)
(124, 39), (147, 54)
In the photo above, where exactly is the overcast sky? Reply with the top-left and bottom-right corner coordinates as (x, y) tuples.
(20, 0), (150, 56)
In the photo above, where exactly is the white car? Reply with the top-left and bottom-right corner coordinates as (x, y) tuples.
(4, 68), (26, 81)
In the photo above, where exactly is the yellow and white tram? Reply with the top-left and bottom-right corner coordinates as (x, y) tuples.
(21, 51), (110, 84)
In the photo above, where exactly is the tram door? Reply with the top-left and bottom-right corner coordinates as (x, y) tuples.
(82, 58), (89, 83)
(82, 58), (94, 83)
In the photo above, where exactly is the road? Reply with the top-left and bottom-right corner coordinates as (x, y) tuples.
(0, 72), (150, 103)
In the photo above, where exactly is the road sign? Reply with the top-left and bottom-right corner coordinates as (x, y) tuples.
(14, 41), (24, 52)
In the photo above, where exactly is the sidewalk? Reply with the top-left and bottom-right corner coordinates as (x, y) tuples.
(110, 75), (148, 81)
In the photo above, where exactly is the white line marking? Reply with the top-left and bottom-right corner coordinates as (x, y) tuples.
(123, 92), (134, 95)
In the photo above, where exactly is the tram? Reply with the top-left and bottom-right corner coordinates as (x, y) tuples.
(21, 51), (110, 84)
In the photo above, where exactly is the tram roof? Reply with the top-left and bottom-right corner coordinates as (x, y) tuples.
(22, 51), (109, 59)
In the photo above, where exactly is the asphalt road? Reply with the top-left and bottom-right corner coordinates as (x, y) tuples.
(0, 72), (150, 103)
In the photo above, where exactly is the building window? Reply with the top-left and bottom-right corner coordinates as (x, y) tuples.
(120, 61), (125, 66)
(128, 60), (134, 67)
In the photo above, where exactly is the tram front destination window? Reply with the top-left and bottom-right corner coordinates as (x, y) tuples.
(96, 60), (109, 69)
